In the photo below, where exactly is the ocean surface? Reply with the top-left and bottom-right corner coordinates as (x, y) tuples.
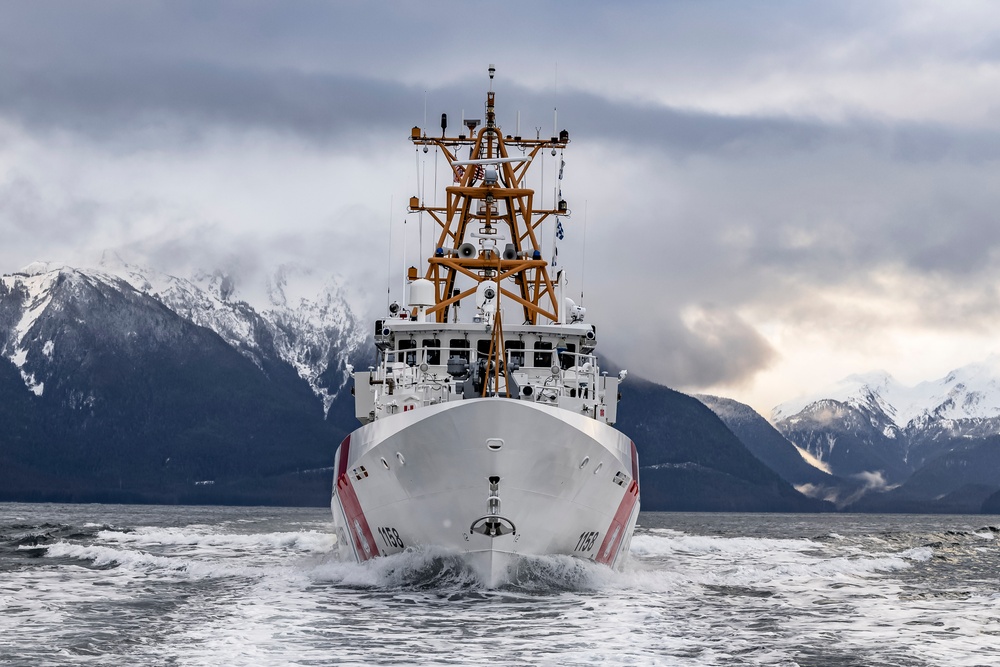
(1, 504), (998, 666)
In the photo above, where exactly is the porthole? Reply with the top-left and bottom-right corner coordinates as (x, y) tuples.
(593, 461), (604, 475)
(579, 456), (590, 469)
(381, 457), (390, 470)
(486, 438), (504, 451)
(396, 452), (406, 466)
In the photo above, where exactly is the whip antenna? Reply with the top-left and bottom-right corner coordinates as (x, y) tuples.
(386, 197), (393, 310)
(581, 200), (588, 304)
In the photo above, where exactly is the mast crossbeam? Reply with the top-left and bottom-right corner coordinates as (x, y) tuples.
(408, 87), (569, 325)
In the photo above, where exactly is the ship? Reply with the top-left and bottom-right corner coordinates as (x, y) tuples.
(330, 67), (639, 586)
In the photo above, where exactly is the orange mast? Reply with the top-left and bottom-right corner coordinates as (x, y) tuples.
(408, 76), (570, 325)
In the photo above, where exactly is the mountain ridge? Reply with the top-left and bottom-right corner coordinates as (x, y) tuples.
(620, 379), (831, 512)
(770, 361), (1000, 511)
(4, 258), (366, 416)
(0, 263), (348, 505)
(697, 394), (865, 506)
(0, 259), (829, 511)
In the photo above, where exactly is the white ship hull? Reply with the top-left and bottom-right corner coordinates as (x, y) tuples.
(333, 73), (640, 586)
(330, 398), (640, 586)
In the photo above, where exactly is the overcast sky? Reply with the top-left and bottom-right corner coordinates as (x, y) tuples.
(3, 1), (1000, 416)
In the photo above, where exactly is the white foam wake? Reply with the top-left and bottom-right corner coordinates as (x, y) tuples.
(7, 512), (998, 667)
(95, 526), (335, 553)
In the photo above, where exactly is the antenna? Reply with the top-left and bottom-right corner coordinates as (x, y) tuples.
(540, 143), (545, 211)
(401, 216), (407, 303)
(386, 197), (394, 310)
(553, 62), (558, 135)
(420, 158), (426, 267)
(414, 147), (420, 193)
(581, 200), (588, 304)
(488, 63), (495, 91)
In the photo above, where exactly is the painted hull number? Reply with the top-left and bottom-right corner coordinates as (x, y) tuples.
(378, 526), (405, 549)
(574, 531), (599, 552)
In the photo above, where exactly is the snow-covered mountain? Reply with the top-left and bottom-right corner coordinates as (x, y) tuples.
(1, 259), (832, 511)
(772, 359), (1000, 489)
(773, 359), (1000, 428)
(0, 258), (368, 505)
(697, 394), (861, 506)
(3, 258), (367, 416)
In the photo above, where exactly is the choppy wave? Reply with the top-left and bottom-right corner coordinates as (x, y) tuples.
(36, 530), (616, 593)
(95, 526), (336, 553)
(2, 507), (999, 666)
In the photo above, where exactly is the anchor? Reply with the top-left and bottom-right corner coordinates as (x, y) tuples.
(470, 476), (516, 537)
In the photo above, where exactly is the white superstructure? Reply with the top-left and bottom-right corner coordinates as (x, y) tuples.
(331, 68), (639, 585)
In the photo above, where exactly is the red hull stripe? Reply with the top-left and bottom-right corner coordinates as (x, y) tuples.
(337, 473), (378, 562)
(630, 441), (639, 482)
(596, 479), (639, 565)
(335, 435), (352, 482)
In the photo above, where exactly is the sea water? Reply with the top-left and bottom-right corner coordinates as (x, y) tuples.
(1, 504), (997, 666)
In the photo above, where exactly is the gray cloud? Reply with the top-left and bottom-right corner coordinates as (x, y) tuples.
(6, 52), (1000, 167)
(641, 306), (777, 389)
(0, 172), (104, 264)
(0, 63), (412, 148)
(3, 0), (996, 162)
(0, 1), (890, 76)
(3, 0), (1000, 402)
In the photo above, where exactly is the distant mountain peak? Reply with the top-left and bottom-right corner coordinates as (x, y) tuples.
(774, 360), (1000, 429)
(2, 259), (366, 415)
(17, 260), (68, 276)
(772, 370), (899, 424)
(771, 357), (1000, 485)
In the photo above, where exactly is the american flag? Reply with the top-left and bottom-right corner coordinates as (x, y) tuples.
(474, 164), (485, 180)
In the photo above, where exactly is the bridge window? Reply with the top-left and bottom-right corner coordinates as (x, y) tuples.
(397, 339), (417, 366)
(533, 341), (553, 368)
(560, 343), (577, 370)
(506, 340), (525, 367)
(422, 339), (441, 365)
(449, 339), (470, 362)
